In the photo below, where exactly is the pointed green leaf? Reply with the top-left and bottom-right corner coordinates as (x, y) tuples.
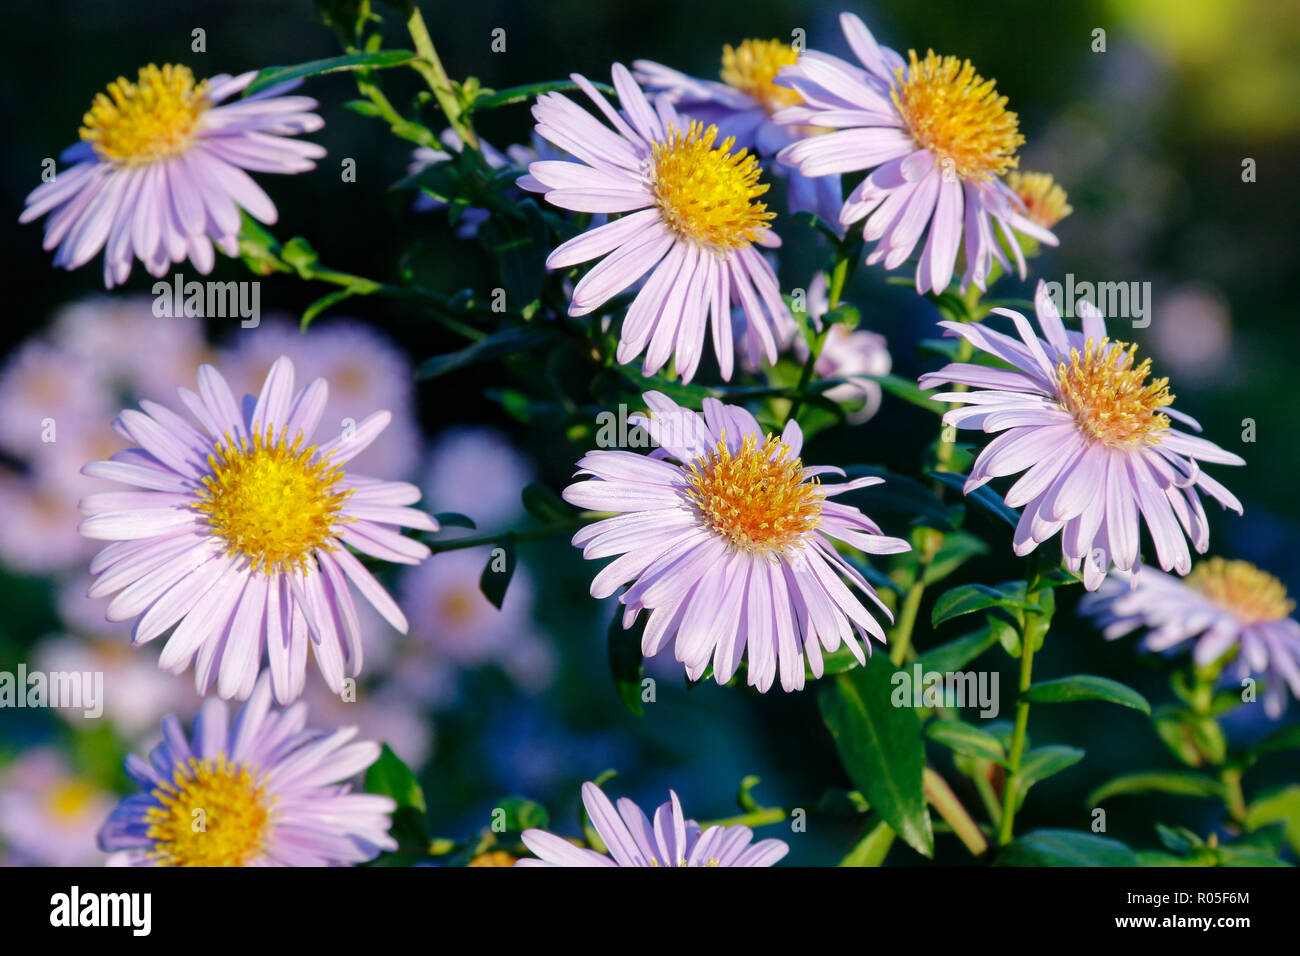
(999, 829), (1139, 867)
(478, 532), (516, 609)
(1087, 771), (1226, 806)
(245, 51), (418, 97)
(819, 666), (933, 858)
(925, 719), (1008, 767)
(1023, 675), (1151, 714)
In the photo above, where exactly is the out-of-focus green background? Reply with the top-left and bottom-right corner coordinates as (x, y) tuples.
(1, 0), (1297, 864)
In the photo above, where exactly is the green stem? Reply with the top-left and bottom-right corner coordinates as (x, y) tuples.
(402, 2), (479, 150)
(923, 767), (989, 858)
(702, 807), (787, 829)
(997, 586), (1051, 845)
(426, 521), (581, 554)
(1220, 768), (1248, 824)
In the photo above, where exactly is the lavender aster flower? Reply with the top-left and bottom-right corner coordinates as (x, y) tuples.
(563, 391), (908, 692)
(21, 64), (324, 287)
(79, 356), (436, 704)
(1081, 560), (1300, 718)
(518, 781), (788, 867)
(774, 13), (1055, 293)
(919, 282), (1245, 589)
(99, 672), (397, 866)
(522, 64), (792, 382)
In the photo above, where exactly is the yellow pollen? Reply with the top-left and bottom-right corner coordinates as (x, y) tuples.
(468, 850), (518, 867)
(145, 756), (270, 867)
(80, 64), (209, 166)
(1186, 558), (1294, 624)
(1006, 170), (1073, 229)
(651, 120), (775, 251)
(720, 39), (803, 114)
(685, 432), (824, 553)
(1056, 338), (1173, 447)
(196, 426), (352, 573)
(48, 781), (97, 820)
(892, 50), (1023, 181)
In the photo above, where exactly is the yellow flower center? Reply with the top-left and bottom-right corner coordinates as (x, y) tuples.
(196, 427), (352, 573)
(80, 64), (210, 166)
(1057, 338), (1173, 447)
(651, 121), (775, 252)
(48, 781), (97, 820)
(685, 432), (824, 553)
(468, 850), (518, 867)
(1186, 558), (1294, 624)
(892, 50), (1023, 182)
(440, 589), (481, 626)
(145, 757), (271, 867)
(1006, 170), (1073, 229)
(720, 39), (802, 114)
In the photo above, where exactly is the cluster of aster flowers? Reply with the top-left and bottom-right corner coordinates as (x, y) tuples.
(7, 3), (1291, 871)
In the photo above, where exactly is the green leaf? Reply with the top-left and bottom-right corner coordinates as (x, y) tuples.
(491, 796), (550, 834)
(244, 50), (418, 97)
(365, 744), (428, 847)
(915, 626), (999, 673)
(863, 374), (942, 413)
(1014, 745), (1085, 809)
(839, 819), (896, 867)
(478, 532), (516, 609)
(470, 79), (615, 111)
(819, 666), (933, 858)
(416, 326), (553, 380)
(1247, 723), (1300, 761)
(521, 482), (573, 525)
(920, 532), (989, 585)
(999, 829), (1139, 867)
(928, 471), (1020, 528)
(607, 610), (645, 716)
(925, 719), (1008, 767)
(1153, 705), (1225, 766)
(433, 512), (476, 530)
(931, 583), (1040, 628)
(1023, 675), (1151, 714)
(1086, 771), (1226, 806)
(1245, 786), (1300, 856)
(478, 199), (549, 309)
(1155, 823), (1204, 853)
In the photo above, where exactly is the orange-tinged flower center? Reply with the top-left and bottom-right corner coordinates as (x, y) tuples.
(720, 39), (803, 114)
(196, 426), (352, 573)
(1186, 558), (1294, 624)
(145, 756), (270, 867)
(651, 121), (775, 251)
(1006, 170), (1073, 229)
(80, 64), (209, 166)
(893, 50), (1022, 182)
(1057, 338), (1173, 447)
(685, 432), (824, 553)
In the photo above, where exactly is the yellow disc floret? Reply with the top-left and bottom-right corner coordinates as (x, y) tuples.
(196, 426), (352, 573)
(720, 39), (802, 114)
(1057, 338), (1173, 447)
(651, 121), (775, 251)
(893, 50), (1023, 181)
(145, 757), (270, 867)
(80, 64), (210, 166)
(1006, 170), (1073, 229)
(1186, 558), (1294, 624)
(48, 780), (99, 820)
(685, 431), (824, 554)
